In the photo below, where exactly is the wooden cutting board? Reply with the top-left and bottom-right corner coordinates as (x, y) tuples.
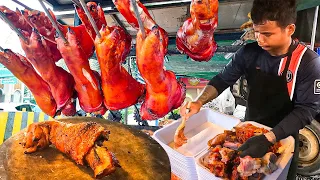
(0, 117), (171, 180)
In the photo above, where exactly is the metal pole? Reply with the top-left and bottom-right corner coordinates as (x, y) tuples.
(38, 0), (68, 43)
(124, 108), (128, 125)
(311, 6), (319, 51)
(131, 0), (146, 39)
(11, 0), (32, 10)
(78, 0), (101, 39)
(0, 11), (28, 43)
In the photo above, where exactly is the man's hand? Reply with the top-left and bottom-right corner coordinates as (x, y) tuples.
(238, 135), (273, 158)
(179, 85), (218, 119)
(180, 101), (202, 119)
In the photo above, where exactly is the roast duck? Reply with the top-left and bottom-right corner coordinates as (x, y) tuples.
(0, 3), (108, 115)
(0, 5), (95, 61)
(176, 0), (219, 62)
(55, 2), (107, 114)
(22, 121), (120, 178)
(90, 3), (145, 110)
(203, 124), (283, 180)
(0, 6), (61, 62)
(19, 29), (76, 116)
(113, 0), (186, 120)
(1, 0), (187, 119)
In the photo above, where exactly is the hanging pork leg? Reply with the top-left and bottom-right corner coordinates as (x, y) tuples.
(19, 29), (76, 115)
(0, 49), (57, 117)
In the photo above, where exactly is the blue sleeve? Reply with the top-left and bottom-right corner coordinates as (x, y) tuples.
(208, 47), (246, 94)
(272, 54), (320, 140)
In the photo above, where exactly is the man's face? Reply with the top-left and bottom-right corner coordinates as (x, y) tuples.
(253, 21), (294, 52)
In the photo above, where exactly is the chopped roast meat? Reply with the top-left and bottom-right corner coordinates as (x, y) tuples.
(237, 156), (262, 177)
(212, 145), (222, 152)
(207, 160), (226, 177)
(225, 130), (238, 142)
(231, 165), (240, 180)
(219, 147), (235, 164)
(208, 130), (238, 148)
(257, 152), (278, 175)
(203, 151), (221, 167)
(204, 124), (281, 179)
(208, 133), (227, 147)
(235, 124), (269, 144)
(223, 141), (242, 150)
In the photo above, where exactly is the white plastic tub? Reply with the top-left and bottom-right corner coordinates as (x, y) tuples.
(152, 108), (241, 179)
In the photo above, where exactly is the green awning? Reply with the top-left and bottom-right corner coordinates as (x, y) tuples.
(297, 0), (320, 11)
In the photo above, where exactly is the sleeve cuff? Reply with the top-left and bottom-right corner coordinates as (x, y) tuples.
(271, 126), (287, 141)
(208, 75), (229, 95)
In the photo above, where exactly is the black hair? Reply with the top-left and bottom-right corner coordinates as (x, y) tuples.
(251, 0), (297, 28)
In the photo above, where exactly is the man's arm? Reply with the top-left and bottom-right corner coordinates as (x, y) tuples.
(195, 46), (248, 104)
(272, 55), (320, 141)
(195, 85), (219, 106)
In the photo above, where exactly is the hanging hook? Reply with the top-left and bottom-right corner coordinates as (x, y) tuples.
(11, 0), (33, 10)
(37, 0), (68, 43)
(0, 11), (28, 43)
(130, 0), (146, 39)
(78, 0), (102, 39)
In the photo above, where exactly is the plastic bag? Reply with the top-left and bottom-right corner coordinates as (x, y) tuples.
(203, 87), (235, 115)
(220, 88), (236, 115)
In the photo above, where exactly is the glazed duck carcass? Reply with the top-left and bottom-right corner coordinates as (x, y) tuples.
(0, 6), (62, 62)
(74, 2), (107, 39)
(23, 121), (120, 178)
(0, 49), (57, 117)
(47, 8), (95, 60)
(27, 7), (96, 60)
(19, 29), (76, 116)
(23, 9), (63, 62)
(0, 6), (31, 33)
(136, 26), (186, 120)
(0, 5), (96, 61)
(115, 0), (186, 120)
(176, 0), (219, 62)
(94, 22), (145, 110)
(56, 28), (106, 114)
(112, 0), (168, 52)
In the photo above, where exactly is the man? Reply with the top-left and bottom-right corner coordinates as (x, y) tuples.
(180, 0), (320, 179)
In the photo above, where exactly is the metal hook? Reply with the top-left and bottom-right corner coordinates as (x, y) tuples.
(78, 0), (101, 39)
(11, 0), (33, 11)
(70, 0), (82, 8)
(130, 0), (146, 39)
(37, 0), (68, 43)
(0, 11), (28, 43)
